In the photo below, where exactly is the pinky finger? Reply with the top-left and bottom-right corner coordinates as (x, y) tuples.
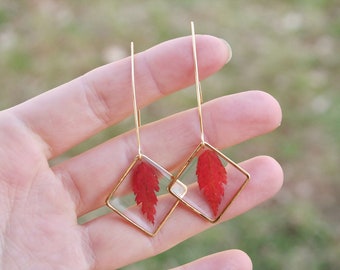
(170, 249), (252, 270)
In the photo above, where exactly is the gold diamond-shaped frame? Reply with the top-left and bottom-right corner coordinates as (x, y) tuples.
(168, 142), (250, 223)
(106, 154), (187, 236)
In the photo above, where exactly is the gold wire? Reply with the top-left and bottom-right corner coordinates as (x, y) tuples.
(130, 42), (142, 158)
(169, 22), (251, 223)
(106, 43), (181, 236)
(191, 21), (205, 143)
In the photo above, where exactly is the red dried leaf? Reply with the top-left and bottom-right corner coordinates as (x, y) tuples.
(132, 161), (160, 224)
(196, 149), (227, 216)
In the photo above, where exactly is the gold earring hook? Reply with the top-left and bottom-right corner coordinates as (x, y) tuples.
(131, 42), (142, 158)
(191, 21), (205, 143)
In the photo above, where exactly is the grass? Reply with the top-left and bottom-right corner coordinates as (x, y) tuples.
(1, 1), (339, 269)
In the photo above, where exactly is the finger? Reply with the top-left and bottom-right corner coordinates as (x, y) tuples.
(84, 156), (283, 269)
(53, 90), (281, 215)
(170, 250), (252, 270)
(9, 35), (230, 158)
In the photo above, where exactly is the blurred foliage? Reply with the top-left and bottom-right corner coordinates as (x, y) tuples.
(1, 0), (339, 269)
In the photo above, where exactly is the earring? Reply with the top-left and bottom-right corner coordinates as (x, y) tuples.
(106, 42), (186, 236)
(168, 22), (250, 223)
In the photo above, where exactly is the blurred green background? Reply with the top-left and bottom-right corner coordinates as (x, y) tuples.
(1, 1), (339, 269)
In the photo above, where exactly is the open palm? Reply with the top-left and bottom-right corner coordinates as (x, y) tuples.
(0, 36), (283, 269)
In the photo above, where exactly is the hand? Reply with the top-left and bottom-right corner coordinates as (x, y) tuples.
(0, 35), (283, 269)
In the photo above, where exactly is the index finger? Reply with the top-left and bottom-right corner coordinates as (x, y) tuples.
(8, 35), (231, 158)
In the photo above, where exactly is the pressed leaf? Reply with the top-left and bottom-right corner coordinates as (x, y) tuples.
(196, 149), (227, 216)
(132, 161), (160, 224)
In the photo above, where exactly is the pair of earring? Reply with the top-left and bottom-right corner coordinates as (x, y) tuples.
(106, 22), (250, 236)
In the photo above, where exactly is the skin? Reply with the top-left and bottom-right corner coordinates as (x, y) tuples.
(0, 35), (283, 269)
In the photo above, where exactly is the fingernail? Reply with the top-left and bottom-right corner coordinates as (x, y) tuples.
(220, 38), (232, 64)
